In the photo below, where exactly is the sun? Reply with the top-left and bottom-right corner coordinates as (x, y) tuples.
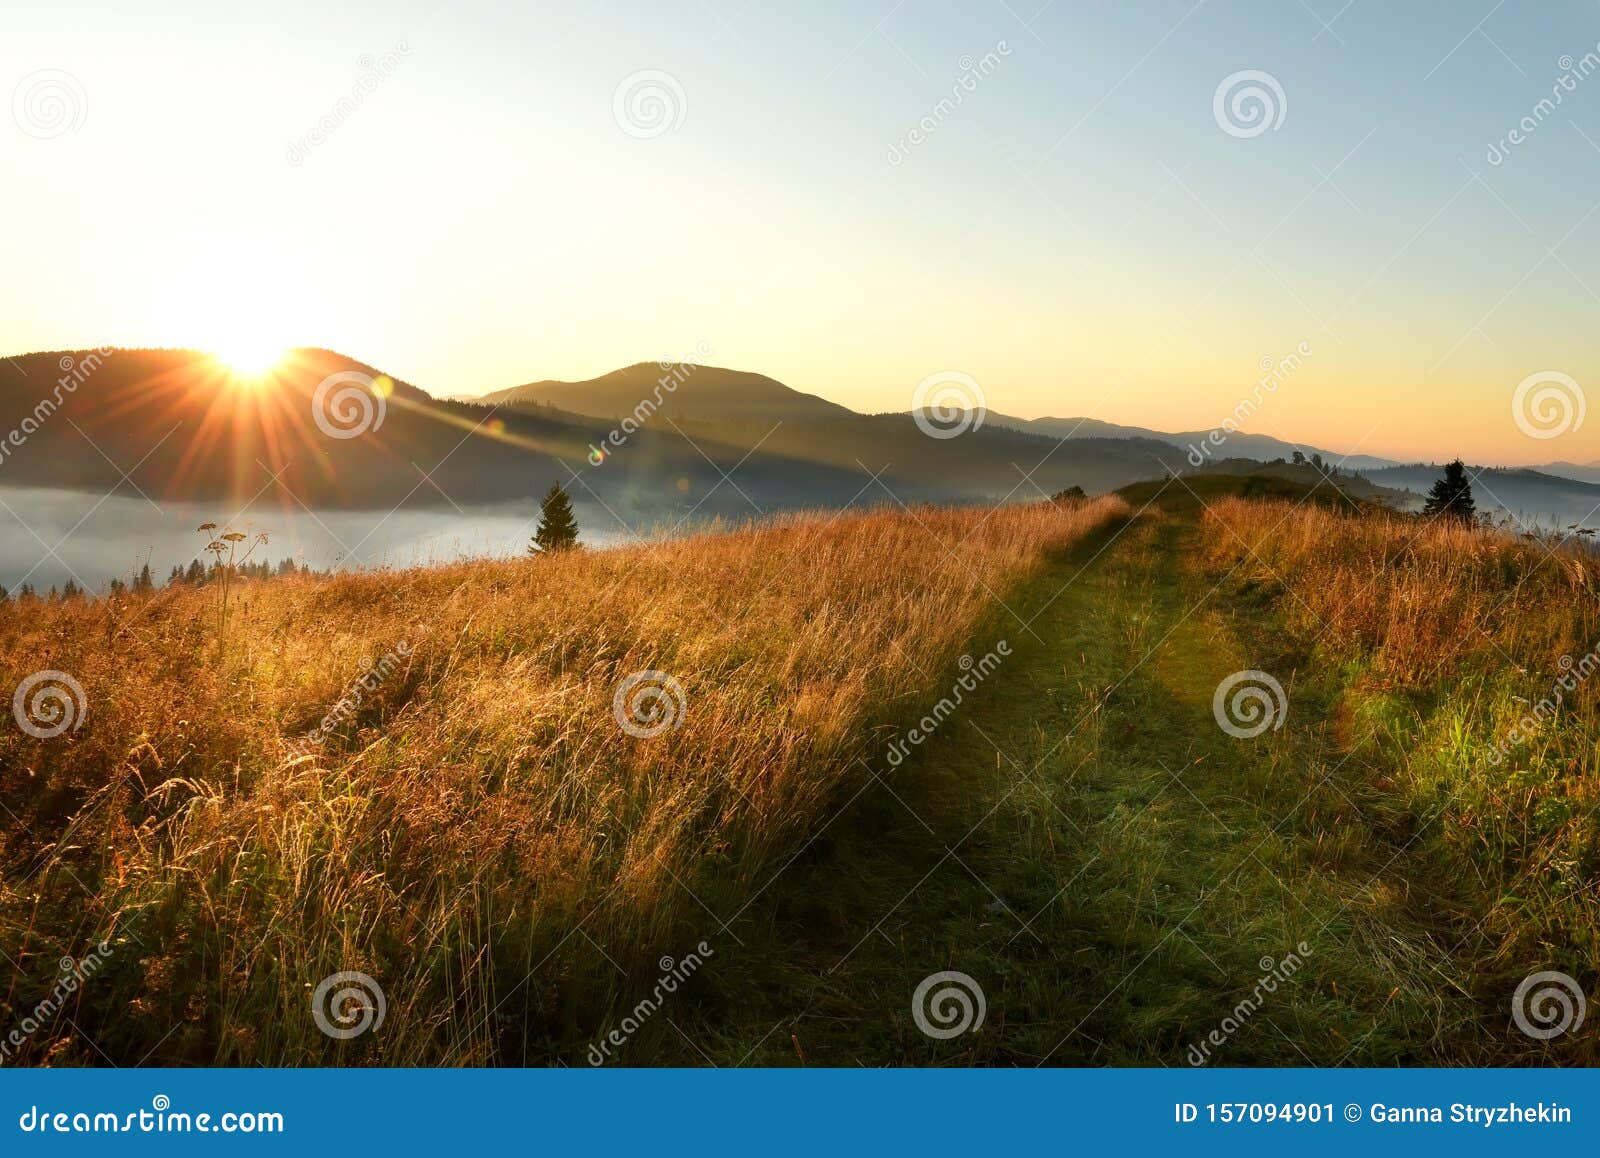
(212, 341), (289, 379)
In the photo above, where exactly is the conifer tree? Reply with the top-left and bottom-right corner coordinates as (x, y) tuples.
(1421, 458), (1477, 524)
(530, 482), (581, 554)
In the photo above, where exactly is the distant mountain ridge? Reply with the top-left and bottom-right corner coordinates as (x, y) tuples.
(2, 347), (1596, 528)
(470, 366), (1397, 470)
(981, 411), (1398, 472)
(1529, 460), (1600, 486)
(0, 349), (1193, 517)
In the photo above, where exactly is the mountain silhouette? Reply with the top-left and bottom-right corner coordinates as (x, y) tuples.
(0, 347), (1591, 526)
(0, 348), (1189, 515)
(476, 362), (854, 424)
(983, 411), (1397, 472)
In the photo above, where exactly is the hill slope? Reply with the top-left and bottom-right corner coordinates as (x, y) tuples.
(0, 498), (1131, 1064)
(0, 349), (1197, 516)
(476, 362), (855, 424)
(0, 348), (896, 515)
(5, 496), (1593, 1064)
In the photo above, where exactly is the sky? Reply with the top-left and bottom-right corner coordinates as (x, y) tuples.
(4, 0), (1599, 465)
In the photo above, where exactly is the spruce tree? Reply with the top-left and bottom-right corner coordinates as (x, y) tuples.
(531, 482), (581, 554)
(1421, 458), (1477, 524)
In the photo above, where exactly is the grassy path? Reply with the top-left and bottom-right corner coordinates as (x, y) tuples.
(650, 511), (1495, 1065)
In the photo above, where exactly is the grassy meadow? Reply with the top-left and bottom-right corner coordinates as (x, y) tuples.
(0, 497), (1129, 1065)
(1197, 497), (1600, 989)
(3, 485), (1598, 1066)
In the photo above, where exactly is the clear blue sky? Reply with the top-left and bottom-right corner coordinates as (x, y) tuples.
(4, 0), (1599, 463)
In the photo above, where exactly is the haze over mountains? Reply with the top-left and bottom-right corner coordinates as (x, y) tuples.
(3, 347), (1599, 530)
(981, 412), (1399, 473)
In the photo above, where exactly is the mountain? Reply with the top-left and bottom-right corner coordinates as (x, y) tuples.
(5, 349), (1593, 533)
(475, 362), (855, 424)
(0, 349), (1195, 519)
(983, 411), (1397, 472)
(0, 348), (885, 517)
(1529, 460), (1600, 486)
(0, 346), (566, 507)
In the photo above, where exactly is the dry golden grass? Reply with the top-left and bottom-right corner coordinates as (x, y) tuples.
(1198, 497), (1600, 686)
(0, 496), (1127, 1065)
(1197, 497), (1600, 973)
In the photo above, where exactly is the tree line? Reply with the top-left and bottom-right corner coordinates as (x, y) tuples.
(0, 556), (314, 604)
